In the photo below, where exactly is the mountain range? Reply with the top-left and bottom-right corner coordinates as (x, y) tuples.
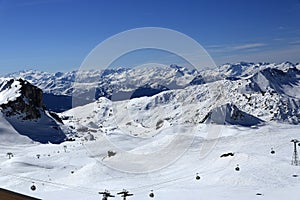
(1, 62), (300, 199)
(0, 61), (300, 144)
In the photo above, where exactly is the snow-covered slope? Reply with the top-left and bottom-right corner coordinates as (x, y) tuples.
(0, 62), (300, 200)
(0, 119), (299, 200)
(208, 103), (264, 126)
(0, 78), (66, 144)
(60, 79), (270, 145)
(0, 112), (33, 144)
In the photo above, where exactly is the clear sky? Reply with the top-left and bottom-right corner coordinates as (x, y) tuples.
(0, 0), (299, 74)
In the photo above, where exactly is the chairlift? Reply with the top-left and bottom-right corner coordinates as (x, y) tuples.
(149, 190), (154, 198)
(271, 148), (275, 154)
(30, 183), (36, 191)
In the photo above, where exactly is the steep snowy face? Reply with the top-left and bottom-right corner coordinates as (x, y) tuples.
(0, 78), (66, 144)
(246, 67), (300, 98)
(237, 67), (300, 124)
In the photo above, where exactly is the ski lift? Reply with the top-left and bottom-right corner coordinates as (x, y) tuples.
(235, 164), (240, 171)
(149, 190), (154, 198)
(30, 183), (36, 191)
(117, 189), (133, 199)
(270, 148), (275, 154)
(195, 173), (201, 180)
(99, 190), (115, 200)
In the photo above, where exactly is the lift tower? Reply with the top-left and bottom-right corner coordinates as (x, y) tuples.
(99, 190), (115, 200)
(291, 139), (300, 166)
(117, 189), (133, 200)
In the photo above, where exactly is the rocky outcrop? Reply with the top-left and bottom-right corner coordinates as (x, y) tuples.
(207, 103), (264, 126)
(0, 78), (66, 144)
(0, 79), (43, 120)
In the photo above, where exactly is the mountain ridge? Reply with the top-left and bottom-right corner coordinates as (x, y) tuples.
(2, 61), (300, 128)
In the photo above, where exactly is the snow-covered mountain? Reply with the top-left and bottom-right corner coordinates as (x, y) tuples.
(5, 65), (197, 111)
(5, 62), (300, 124)
(0, 63), (292, 111)
(6, 65), (196, 97)
(1, 62), (300, 200)
(60, 67), (300, 142)
(0, 78), (66, 144)
(6, 62), (299, 96)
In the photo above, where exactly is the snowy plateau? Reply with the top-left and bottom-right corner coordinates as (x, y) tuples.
(0, 62), (300, 200)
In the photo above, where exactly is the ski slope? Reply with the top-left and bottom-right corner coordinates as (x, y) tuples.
(1, 62), (300, 199)
(0, 123), (299, 200)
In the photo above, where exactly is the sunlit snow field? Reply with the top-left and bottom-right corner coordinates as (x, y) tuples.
(0, 122), (299, 200)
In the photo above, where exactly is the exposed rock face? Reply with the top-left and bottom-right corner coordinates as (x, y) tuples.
(0, 79), (43, 120)
(208, 103), (264, 126)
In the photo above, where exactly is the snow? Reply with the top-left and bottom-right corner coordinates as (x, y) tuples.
(0, 123), (300, 200)
(0, 78), (22, 105)
(4, 111), (66, 144)
(0, 112), (33, 145)
(4, 62), (298, 99)
(209, 103), (264, 126)
(0, 78), (66, 144)
(2, 96), (300, 199)
(1, 62), (300, 199)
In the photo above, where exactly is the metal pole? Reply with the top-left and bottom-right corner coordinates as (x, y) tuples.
(291, 139), (299, 166)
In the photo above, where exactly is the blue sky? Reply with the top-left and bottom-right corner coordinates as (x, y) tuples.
(0, 0), (299, 74)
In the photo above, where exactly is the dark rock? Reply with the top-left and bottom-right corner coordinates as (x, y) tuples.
(220, 152), (235, 158)
(48, 111), (64, 124)
(0, 79), (43, 120)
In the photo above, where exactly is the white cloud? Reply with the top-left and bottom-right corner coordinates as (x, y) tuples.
(205, 43), (267, 54)
(232, 43), (266, 50)
(213, 45), (300, 65)
(289, 40), (300, 45)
